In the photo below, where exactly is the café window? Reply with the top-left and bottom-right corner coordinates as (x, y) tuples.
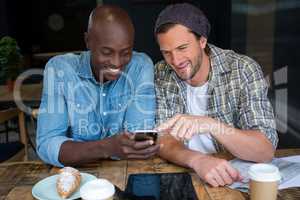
(231, 0), (300, 148)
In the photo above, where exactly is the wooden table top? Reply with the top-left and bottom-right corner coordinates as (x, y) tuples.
(1, 149), (300, 200)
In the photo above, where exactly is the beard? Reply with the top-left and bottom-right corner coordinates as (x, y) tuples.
(176, 52), (203, 81)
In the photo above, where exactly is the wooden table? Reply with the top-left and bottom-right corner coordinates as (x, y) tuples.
(1, 149), (300, 200)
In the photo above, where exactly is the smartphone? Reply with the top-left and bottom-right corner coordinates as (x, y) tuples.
(133, 130), (158, 143)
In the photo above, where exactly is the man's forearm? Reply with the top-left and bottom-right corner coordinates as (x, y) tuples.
(210, 120), (275, 162)
(59, 138), (113, 166)
(158, 134), (203, 168)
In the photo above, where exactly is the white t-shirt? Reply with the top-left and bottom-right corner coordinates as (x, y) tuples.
(185, 82), (217, 154)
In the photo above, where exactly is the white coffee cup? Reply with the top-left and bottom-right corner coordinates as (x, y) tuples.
(80, 179), (115, 200)
(248, 164), (281, 200)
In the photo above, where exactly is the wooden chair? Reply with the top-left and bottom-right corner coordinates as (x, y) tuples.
(27, 108), (39, 153)
(0, 108), (28, 162)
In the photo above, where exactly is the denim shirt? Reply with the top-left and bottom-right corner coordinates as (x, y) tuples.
(37, 51), (156, 166)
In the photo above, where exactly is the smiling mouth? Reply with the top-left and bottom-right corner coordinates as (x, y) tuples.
(176, 62), (189, 71)
(108, 68), (120, 73)
(103, 66), (121, 74)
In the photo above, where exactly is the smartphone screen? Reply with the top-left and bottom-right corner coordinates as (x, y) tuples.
(133, 130), (158, 143)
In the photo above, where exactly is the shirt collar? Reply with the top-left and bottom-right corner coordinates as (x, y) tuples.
(208, 44), (231, 75)
(206, 44), (232, 94)
(77, 51), (133, 85)
(77, 51), (94, 79)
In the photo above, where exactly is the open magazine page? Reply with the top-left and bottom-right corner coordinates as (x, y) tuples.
(229, 156), (300, 192)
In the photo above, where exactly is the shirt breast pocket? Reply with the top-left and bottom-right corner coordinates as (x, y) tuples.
(67, 98), (100, 140)
(108, 93), (132, 114)
(166, 92), (184, 112)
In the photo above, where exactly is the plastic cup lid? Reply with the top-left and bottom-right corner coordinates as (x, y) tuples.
(248, 163), (281, 182)
(80, 179), (115, 200)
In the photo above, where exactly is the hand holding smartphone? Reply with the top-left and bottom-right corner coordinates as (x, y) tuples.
(133, 130), (158, 144)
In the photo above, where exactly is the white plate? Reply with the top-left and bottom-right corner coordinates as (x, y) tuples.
(32, 172), (97, 200)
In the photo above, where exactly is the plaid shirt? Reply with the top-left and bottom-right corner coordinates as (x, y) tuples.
(155, 44), (278, 152)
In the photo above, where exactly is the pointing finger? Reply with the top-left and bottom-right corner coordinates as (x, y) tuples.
(156, 114), (181, 132)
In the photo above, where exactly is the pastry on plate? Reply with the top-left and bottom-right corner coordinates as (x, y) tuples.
(56, 167), (81, 199)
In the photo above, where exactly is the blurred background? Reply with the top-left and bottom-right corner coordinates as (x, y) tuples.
(0, 0), (299, 154)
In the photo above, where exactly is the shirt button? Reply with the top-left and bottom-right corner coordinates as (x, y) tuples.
(102, 93), (106, 97)
(76, 104), (80, 108)
(103, 112), (107, 116)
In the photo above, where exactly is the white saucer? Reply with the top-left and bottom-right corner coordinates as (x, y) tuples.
(32, 172), (97, 200)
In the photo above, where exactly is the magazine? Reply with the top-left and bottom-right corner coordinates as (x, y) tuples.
(229, 155), (300, 192)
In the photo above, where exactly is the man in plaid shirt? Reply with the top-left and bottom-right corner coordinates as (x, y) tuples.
(154, 3), (278, 187)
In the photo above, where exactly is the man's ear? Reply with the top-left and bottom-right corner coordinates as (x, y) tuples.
(84, 32), (90, 49)
(199, 36), (207, 49)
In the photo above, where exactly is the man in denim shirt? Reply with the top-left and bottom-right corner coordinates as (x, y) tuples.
(37, 5), (159, 168)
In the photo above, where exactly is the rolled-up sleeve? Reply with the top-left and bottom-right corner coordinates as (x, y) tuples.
(238, 59), (278, 148)
(36, 60), (73, 167)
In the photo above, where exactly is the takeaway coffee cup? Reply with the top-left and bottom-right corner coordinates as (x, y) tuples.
(248, 164), (281, 200)
(80, 179), (115, 200)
